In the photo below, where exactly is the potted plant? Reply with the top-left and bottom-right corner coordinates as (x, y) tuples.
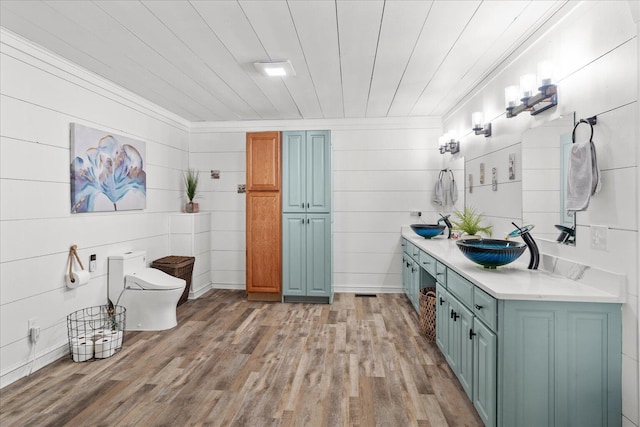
(451, 206), (492, 238)
(184, 168), (199, 213)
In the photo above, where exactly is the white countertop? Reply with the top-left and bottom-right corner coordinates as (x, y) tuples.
(401, 227), (625, 304)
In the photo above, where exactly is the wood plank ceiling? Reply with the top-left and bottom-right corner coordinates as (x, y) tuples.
(0, 0), (567, 122)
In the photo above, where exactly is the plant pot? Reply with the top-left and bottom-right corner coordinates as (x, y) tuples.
(185, 202), (199, 213)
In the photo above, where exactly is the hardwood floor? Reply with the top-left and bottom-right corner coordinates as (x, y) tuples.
(0, 290), (482, 427)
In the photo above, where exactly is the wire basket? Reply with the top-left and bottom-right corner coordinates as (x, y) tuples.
(67, 305), (126, 362)
(419, 288), (437, 342)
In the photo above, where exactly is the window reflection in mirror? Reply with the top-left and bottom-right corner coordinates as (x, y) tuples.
(522, 112), (576, 245)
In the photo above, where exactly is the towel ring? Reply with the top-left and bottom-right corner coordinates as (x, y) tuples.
(572, 116), (597, 144)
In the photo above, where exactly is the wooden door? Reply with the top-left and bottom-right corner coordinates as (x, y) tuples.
(246, 191), (281, 295)
(246, 132), (281, 191)
(246, 131), (282, 300)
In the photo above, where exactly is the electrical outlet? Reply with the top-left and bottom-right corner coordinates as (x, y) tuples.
(590, 225), (608, 251)
(28, 318), (40, 343)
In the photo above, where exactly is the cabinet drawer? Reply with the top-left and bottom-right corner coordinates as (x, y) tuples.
(419, 251), (436, 276)
(473, 287), (497, 331)
(436, 261), (447, 286)
(447, 269), (473, 309)
(411, 243), (421, 261)
(401, 238), (408, 251)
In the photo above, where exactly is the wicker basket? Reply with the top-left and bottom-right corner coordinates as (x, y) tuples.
(419, 287), (437, 342)
(150, 256), (195, 306)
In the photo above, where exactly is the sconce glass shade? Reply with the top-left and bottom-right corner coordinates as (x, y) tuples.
(505, 85), (519, 108)
(438, 135), (447, 147)
(448, 129), (458, 142)
(472, 112), (484, 131)
(520, 73), (537, 99)
(537, 60), (553, 87)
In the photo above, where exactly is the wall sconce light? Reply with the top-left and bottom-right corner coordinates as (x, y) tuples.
(439, 130), (460, 154)
(471, 112), (492, 137)
(505, 61), (557, 118)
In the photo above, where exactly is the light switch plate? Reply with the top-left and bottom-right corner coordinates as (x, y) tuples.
(590, 225), (608, 250)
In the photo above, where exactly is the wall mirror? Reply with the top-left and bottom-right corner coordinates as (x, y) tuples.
(521, 112), (576, 244)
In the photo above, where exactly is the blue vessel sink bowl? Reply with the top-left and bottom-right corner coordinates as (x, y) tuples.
(410, 224), (446, 239)
(456, 238), (526, 269)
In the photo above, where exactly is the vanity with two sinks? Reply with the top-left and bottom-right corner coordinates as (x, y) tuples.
(401, 227), (624, 427)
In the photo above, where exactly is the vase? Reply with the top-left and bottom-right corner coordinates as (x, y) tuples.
(185, 202), (199, 213)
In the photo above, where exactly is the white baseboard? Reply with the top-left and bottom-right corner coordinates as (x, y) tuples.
(209, 283), (245, 290)
(189, 281), (214, 299)
(334, 285), (403, 294)
(1, 343), (68, 389)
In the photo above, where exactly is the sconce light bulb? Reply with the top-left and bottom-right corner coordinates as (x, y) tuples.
(472, 112), (484, 130)
(520, 73), (537, 100)
(537, 60), (553, 87)
(505, 85), (519, 108)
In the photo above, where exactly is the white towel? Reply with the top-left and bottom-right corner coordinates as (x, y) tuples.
(432, 171), (445, 206)
(566, 140), (600, 214)
(448, 170), (458, 205)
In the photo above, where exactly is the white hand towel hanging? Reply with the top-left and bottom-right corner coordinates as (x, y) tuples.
(448, 169), (458, 205)
(566, 118), (600, 215)
(432, 170), (445, 206)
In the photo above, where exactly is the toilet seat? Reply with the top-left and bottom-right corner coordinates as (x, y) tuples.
(125, 268), (185, 290)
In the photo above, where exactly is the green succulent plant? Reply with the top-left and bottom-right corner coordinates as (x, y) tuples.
(451, 206), (492, 237)
(184, 168), (199, 202)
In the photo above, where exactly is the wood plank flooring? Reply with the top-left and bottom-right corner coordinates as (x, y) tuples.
(0, 290), (482, 427)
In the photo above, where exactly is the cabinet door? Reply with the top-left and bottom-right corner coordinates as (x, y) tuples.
(246, 132), (281, 191)
(283, 214), (306, 296)
(435, 283), (448, 353)
(246, 192), (281, 293)
(458, 303), (474, 400)
(473, 318), (497, 427)
(282, 131), (305, 212)
(411, 259), (420, 312)
(445, 293), (460, 373)
(306, 130), (331, 213)
(306, 214), (331, 297)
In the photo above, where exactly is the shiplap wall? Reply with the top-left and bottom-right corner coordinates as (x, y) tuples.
(0, 29), (189, 387)
(442, 2), (639, 425)
(189, 118), (464, 294)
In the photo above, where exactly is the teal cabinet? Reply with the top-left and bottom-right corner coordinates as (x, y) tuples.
(499, 300), (621, 427)
(473, 317), (497, 427)
(282, 130), (331, 213)
(440, 289), (475, 401)
(401, 239), (427, 312)
(433, 264), (621, 427)
(435, 283), (449, 353)
(282, 131), (332, 303)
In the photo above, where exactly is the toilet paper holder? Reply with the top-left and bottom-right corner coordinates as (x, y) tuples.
(67, 244), (87, 288)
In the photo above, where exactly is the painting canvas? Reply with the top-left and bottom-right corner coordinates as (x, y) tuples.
(70, 123), (146, 213)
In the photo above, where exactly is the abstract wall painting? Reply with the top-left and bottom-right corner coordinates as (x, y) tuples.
(70, 123), (146, 213)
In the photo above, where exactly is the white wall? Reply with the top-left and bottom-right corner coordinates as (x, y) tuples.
(0, 29), (190, 387)
(442, 2), (639, 425)
(189, 118), (464, 294)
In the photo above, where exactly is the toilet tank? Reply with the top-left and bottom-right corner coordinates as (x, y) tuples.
(108, 251), (147, 301)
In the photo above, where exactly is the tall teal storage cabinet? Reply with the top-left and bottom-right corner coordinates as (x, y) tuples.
(282, 131), (332, 303)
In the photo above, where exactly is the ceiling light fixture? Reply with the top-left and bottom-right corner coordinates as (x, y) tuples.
(254, 60), (296, 77)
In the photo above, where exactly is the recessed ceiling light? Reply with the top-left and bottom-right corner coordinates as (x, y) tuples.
(254, 60), (296, 77)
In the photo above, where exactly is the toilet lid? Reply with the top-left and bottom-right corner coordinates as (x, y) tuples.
(125, 268), (185, 290)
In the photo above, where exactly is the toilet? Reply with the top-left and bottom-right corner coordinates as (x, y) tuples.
(108, 251), (186, 331)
